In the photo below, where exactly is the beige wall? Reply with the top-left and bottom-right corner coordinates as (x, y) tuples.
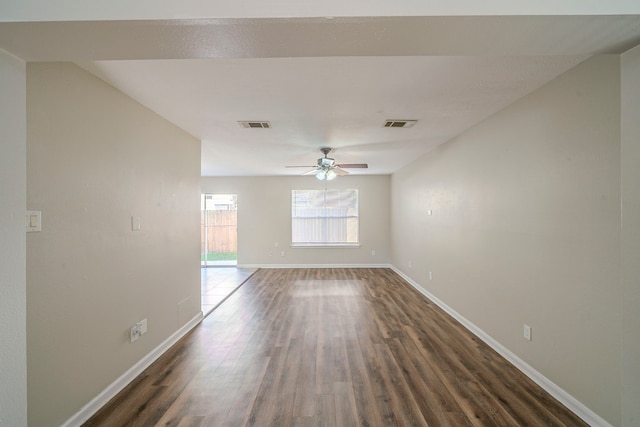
(391, 55), (622, 424)
(201, 175), (390, 266)
(0, 49), (28, 427)
(26, 63), (201, 426)
(621, 44), (640, 427)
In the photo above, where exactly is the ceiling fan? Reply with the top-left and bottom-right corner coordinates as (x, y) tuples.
(286, 147), (368, 180)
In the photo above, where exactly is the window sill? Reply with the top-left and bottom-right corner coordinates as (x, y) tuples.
(291, 243), (361, 249)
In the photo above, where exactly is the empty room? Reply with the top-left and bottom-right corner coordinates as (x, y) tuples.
(1, 2), (640, 427)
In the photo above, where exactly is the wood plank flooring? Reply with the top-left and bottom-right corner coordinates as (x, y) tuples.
(84, 268), (587, 426)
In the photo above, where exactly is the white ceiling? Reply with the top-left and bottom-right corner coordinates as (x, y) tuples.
(78, 55), (589, 176)
(2, 14), (640, 176)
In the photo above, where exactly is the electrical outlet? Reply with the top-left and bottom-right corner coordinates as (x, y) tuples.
(281, 251), (285, 257)
(130, 325), (141, 343)
(130, 319), (148, 343)
(371, 250), (376, 256)
(523, 324), (532, 341)
(138, 319), (147, 334)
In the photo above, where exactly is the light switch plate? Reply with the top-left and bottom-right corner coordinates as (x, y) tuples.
(26, 211), (42, 232)
(131, 216), (141, 231)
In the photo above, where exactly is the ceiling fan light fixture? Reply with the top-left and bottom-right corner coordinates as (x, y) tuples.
(287, 147), (365, 180)
(316, 170), (327, 180)
(319, 157), (335, 167)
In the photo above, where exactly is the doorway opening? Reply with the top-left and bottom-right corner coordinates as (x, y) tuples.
(201, 193), (237, 267)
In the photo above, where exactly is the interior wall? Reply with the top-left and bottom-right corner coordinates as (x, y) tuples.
(621, 44), (640, 427)
(201, 175), (390, 266)
(0, 48), (28, 427)
(26, 62), (201, 427)
(391, 55), (622, 425)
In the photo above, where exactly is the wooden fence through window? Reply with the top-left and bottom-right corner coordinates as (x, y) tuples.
(201, 210), (237, 254)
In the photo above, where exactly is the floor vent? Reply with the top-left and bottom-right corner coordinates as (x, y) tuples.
(383, 120), (417, 128)
(238, 121), (271, 129)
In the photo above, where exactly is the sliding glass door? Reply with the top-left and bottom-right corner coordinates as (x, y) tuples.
(201, 194), (238, 267)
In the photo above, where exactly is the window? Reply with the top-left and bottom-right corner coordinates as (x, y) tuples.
(291, 189), (359, 247)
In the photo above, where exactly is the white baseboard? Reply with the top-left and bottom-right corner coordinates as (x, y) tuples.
(390, 265), (611, 427)
(60, 311), (204, 427)
(238, 263), (392, 269)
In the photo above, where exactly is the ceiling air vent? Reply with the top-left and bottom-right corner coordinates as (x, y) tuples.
(238, 121), (271, 129)
(383, 120), (417, 128)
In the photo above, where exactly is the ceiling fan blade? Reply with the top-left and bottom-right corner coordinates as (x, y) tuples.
(285, 165), (316, 168)
(333, 167), (349, 176)
(336, 163), (368, 169)
(301, 168), (320, 175)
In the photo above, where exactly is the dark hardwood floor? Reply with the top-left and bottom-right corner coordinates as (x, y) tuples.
(84, 268), (587, 426)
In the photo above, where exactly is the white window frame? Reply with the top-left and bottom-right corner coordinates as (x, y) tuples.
(291, 189), (360, 248)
